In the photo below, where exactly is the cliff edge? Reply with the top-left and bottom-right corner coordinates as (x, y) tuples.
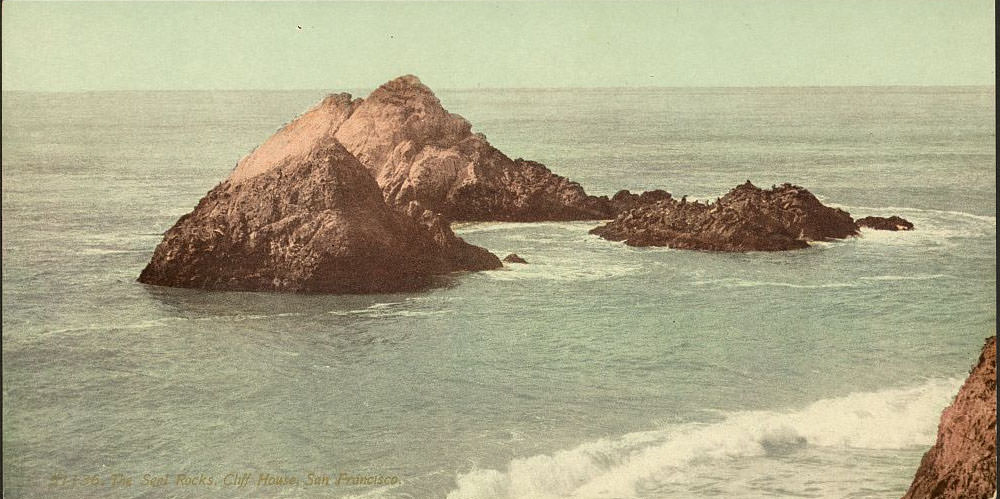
(902, 336), (997, 499)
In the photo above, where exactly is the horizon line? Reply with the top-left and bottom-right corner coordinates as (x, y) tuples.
(3, 83), (996, 94)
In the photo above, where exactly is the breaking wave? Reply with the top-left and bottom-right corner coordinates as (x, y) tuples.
(328, 301), (452, 318)
(447, 378), (961, 499)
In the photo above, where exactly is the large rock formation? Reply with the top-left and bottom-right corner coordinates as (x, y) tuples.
(142, 75), (918, 292)
(139, 141), (501, 293)
(902, 336), (997, 499)
(229, 75), (657, 221)
(856, 215), (914, 231)
(589, 181), (859, 251)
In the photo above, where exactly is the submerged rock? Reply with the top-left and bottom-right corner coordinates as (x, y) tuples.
(589, 181), (858, 251)
(229, 75), (660, 221)
(902, 336), (996, 499)
(139, 141), (501, 293)
(856, 215), (914, 231)
(502, 253), (528, 264)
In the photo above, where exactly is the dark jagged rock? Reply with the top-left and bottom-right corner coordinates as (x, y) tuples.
(589, 181), (858, 251)
(856, 215), (914, 231)
(902, 336), (996, 499)
(229, 75), (662, 222)
(139, 141), (501, 294)
(608, 189), (672, 215)
(502, 253), (528, 264)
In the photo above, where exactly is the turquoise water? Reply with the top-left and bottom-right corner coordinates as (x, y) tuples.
(2, 87), (995, 498)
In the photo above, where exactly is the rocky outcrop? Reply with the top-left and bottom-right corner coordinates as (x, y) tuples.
(902, 336), (996, 499)
(856, 215), (914, 231)
(229, 75), (660, 221)
(608, 189), (673, 215)
(139, 141), (501, 294)
(502, 253), (528, 264)
(589, 181), (858, 251)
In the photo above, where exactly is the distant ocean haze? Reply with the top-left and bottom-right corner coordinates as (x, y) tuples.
(1, 86), (995, 498)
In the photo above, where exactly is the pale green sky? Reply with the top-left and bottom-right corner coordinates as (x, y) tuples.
(1, 1), (995, 91)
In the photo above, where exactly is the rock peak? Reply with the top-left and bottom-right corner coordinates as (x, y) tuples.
(370, 74), (437, 101)
(734, 179), (760, 192)
(232, 75), (627, 223)
(319, 92), (355, 108)
(391, 74), (424, 86)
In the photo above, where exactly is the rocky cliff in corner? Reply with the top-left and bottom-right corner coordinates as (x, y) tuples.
(902, 336), (996, 499)
(589, 181), (858, 251)
(229, 75), (658, 221)
(139, 141), (501, 293)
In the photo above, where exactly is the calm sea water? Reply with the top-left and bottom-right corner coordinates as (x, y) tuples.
(2, 87), (995, 499)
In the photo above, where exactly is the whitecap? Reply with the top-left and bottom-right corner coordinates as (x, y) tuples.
(327, 302), (451, 318)
(447, 378), (961, 499)
(859, 274), (952, 282)
(481, 261), (638, 282)
(690, 278), (858, 289)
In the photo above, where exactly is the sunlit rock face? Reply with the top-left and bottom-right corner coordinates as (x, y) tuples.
(230, 75), (652, 222)
(140, 141), (500, 293)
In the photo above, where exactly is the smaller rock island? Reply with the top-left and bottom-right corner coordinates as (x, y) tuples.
(856, 215), (914, 231)
(590, 181), (858, 251)
(502, 253), (528, 264)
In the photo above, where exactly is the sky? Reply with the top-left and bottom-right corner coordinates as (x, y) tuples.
(1, 1), (995, 91)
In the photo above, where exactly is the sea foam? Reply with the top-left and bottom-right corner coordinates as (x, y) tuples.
(447, 378), (960, 499)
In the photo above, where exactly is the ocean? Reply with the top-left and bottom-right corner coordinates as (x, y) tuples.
(1, 86), (995, 498)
